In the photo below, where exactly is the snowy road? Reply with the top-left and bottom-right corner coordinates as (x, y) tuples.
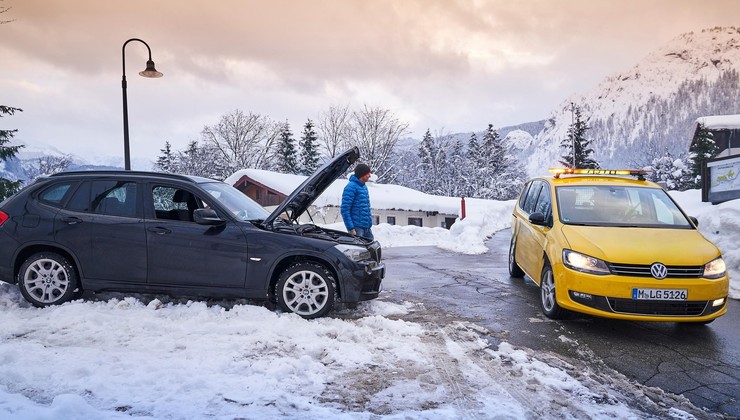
(380, 231), (740, 418)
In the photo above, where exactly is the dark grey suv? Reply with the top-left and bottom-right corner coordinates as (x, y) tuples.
(0, 147), (384, 318)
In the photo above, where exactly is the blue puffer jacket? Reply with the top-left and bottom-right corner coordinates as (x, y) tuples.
(341, 175), (373, 230)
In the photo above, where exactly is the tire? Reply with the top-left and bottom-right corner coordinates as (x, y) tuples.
(18, 252), (78, 307)
(276, 262), (336, 319)
(508, 236), (525, 278)
(539, 262), (567, 319)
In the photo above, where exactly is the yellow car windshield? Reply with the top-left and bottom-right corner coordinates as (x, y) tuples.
(556, 185), (693, 228)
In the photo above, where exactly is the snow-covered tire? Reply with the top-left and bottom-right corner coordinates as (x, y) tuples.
(18, 252), (78, 307)
(508, 236), (525, 278)
(276, 262), (335, 319)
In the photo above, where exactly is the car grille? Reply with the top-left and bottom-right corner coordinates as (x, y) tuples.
(607, 298), (708, 316)
(369, 242), (382, 263)
(607, 263), (704, 278)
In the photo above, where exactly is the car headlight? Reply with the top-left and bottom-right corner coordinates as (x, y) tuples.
(703, 257), (726, 279)
(562, 249), (610, 275)
(335, 244), (371, 262)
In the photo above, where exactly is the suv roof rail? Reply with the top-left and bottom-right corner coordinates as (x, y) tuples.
(49, 170), (195, 182)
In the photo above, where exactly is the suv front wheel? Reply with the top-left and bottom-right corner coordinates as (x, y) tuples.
(277, 262), (336, 319)
(18, 252), (78, 307)
(540, 262), (567, 319)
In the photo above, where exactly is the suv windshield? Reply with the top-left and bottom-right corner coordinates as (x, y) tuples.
(556, 185), (692, 228)
(200, 181), (270, 221)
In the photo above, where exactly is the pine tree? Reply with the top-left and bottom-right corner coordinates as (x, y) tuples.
(0, 105), (24, 200)
(559, 105), (599, 169)
(688, 122), (718, 188)
(647, 153), (694, 191)
(299, 119), (320, 175)
(155, 141), (176, 173)
(275, 121), (298, 174)
(416, 129), (437, 193)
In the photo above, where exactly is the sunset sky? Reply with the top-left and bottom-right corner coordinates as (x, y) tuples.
(1, 0), (739, 168)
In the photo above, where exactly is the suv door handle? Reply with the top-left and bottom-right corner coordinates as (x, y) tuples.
(147, 226), (172, 235)
(62, 217), (83, 225)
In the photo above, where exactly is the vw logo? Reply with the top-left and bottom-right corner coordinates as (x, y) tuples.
(650, 263), (668, 279)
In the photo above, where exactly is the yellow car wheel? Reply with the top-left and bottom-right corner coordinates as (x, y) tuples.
(540, 262), (567, 319)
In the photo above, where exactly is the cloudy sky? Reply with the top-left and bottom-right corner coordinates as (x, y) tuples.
(1, 0), (738, 168)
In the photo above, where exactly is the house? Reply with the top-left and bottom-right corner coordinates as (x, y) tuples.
(692, 114), (740, 157)
(225, 169), (461, 229)
(693, 115), (740, 204)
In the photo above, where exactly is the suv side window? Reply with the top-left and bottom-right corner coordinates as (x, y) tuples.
(66, 180), (138, 218)
(38, 182), (76, 207)
(91, 181), (138, 218)
(534, 184), (551, 215)
(151, 185), (206, 222)
(521, 181), (543, 215)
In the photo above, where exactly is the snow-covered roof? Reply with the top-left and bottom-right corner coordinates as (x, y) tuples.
(696, 114), (740, 130)
(225, 168), (475, 215)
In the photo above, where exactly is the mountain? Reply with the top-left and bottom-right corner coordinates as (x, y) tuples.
(523, 26), (740, 176)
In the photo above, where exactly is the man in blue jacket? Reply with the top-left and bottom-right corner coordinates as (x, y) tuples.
(341, 163), (374, 240)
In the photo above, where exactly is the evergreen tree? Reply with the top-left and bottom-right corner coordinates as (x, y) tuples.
(688, 122), (718, 188)
(155, 141), (176, 173)
(0, 105), (24, 200)
(299, 119), (320, 175)
(647, 153), (694, 191)
(416, 129), (437, 193)
(559, 105), (599, 169)
(275, 121), (299, 174)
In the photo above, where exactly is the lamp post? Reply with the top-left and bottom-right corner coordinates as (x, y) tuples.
(121, 38), (163, 170)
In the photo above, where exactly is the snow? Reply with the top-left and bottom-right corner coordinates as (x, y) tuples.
(0, 189), (736, 418)
(697, 114), (740, 130)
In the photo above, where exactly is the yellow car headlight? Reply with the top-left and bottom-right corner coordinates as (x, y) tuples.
(703, 257), (726, 279)
(562, 249), (610, 275)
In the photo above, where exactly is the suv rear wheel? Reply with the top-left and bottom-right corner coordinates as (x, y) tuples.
(18, 252), (78, 307)
(277, 262), (336, 319)
(508, 236), (525, 278)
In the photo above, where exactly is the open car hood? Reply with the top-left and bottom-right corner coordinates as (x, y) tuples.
(261, 146), (360, 227)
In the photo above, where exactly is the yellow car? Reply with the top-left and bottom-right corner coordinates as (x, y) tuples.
(509, 168), (729, 323)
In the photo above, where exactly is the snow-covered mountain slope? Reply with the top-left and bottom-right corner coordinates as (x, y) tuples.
(525, 26), (740, 176)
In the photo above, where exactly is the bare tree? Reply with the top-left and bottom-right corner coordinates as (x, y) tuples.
(1, 1), (15, 25)
(200, 109), (280, 173)
(22, 154), (73, 183)
(346, 105), (410, 182)
(316, 104), (351, 158)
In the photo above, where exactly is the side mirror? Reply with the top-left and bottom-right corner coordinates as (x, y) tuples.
(529, 212), (547, 226)
(690, 216), (699, 227)
(193, 208), (225, 225)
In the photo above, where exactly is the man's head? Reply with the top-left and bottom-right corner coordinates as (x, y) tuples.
(354, 163), (372, 182)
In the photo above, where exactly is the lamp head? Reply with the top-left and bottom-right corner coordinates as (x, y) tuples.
(139, 60), (163, 78)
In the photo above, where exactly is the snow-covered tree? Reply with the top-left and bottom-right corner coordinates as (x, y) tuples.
(0, 105), (23, 200)
(22, 154), (72, 183)
(646, 153), (694, 191)
(317, 104), (350, 158)
(346, 105), (410, 182)
(560, 105), (599, 169)
(155, 141), (176, 173)
(688, 122), (718, 188)
(275, 121), (299, 174)
(200, 109), (280, 174)
(299, 119), (320, 175)
(176, 141), (227, 180)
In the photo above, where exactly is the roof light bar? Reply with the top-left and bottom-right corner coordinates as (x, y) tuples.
(548, 168), (651, 180)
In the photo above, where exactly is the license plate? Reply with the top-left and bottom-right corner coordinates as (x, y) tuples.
(632, 288), (687, 300)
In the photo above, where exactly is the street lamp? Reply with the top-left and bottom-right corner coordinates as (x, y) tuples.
(121, 38), (163, 170)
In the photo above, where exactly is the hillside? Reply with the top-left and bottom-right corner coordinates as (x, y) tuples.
(523, 26), (740, 176)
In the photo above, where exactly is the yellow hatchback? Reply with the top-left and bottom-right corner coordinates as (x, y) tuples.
(509, 169), (729, 323)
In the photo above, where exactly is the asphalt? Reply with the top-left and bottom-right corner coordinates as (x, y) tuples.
(380, 230), (740, 418)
